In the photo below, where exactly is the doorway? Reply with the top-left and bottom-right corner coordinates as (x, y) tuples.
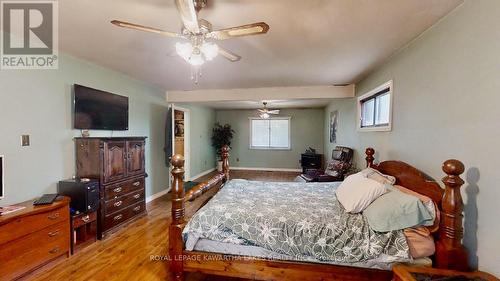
(171, 105), (190, 180)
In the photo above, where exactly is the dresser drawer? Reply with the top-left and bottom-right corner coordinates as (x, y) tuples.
(0, 221), (69, 281)
(73, 211), (97, 229)
(103, 177), (145, 200)
(0, 206), (69, 245)
(104, 188), (145, 214)
(103, 202), (145, 231)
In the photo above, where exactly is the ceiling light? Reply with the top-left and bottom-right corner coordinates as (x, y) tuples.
(260, 113), (270, 119)
(200, 42), (219, 61)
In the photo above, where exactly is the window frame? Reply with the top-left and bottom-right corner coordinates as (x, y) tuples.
(357, 80), (393, 132)
(249, 117), (292, 150)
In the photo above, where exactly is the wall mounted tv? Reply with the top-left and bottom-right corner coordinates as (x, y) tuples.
(74, 84), (129, 130)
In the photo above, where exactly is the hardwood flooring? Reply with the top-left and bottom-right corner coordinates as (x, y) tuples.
(23, 170), (298, 281)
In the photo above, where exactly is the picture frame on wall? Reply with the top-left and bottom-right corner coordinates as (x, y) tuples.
(330, 110), (338, 143)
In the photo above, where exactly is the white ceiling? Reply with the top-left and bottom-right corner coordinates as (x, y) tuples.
(58, 0), (462, 91)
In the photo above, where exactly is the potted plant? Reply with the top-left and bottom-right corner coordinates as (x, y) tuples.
(211, 123), (234, 171)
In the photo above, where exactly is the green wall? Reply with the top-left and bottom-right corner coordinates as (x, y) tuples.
(216, 108), (324, 170)
(0, 54), (170, 206)
(326, 0), (500, 274)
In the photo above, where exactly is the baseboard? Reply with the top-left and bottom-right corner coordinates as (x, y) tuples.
(146, 189), (168, 203)
(230, 167), (302, 172)
(189, 168), (216, 181)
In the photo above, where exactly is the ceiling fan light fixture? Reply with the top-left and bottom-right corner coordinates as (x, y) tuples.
(260, 113), (270, 119)
(201, 42), (219, 61)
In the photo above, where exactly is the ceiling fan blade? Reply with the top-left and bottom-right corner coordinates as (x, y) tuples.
(111, 20), (182, 38)
(207, 22), (270, 40)
(175, 0), (200, 34)
(257, 109), (267, 113)
(218, 47), (241, 62)
(268, 110), (280, 114)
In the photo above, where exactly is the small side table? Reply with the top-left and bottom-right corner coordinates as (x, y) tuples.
(393, 265), (499, 281)
(71, 211), (97, 254)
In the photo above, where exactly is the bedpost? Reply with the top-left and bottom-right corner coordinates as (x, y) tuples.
(435, 159), (469, 271)
(365, 147), (375, 167)
(169, 154), (185, 281)
(222, 145), (230, 181)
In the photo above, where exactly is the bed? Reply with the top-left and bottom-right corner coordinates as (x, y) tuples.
(168, 146), (469, 281)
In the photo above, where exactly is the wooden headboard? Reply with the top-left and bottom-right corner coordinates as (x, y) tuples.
(364, 147), (469, 272)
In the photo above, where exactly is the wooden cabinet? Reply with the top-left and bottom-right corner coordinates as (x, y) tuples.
(103, 140), (128, 183)
(75, 137), (147, 238)
(0, 197), (70, 281)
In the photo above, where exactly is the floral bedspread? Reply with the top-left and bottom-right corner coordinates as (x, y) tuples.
(183, 179), (410, 263)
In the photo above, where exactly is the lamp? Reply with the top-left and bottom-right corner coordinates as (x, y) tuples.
(260, 113), (270, 119)
(175, 41), (219, 66)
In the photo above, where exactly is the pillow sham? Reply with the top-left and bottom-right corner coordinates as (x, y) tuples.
(363, 185), (433, 232)
(360, 167), (396, 185)
(404, 227), (436, 258)
(393, 185), (440, 233)
(335, 172), (386, 213)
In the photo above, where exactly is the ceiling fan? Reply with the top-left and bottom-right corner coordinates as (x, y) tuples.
(257, 102), (280, 119)
(111, 0), (270, 82)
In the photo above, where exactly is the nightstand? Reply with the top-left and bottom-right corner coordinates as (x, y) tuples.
(71, 211), (97, 254)
(393, 265), (499, 281)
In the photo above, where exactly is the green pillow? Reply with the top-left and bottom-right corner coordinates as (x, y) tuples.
(363, 185), (433, 232)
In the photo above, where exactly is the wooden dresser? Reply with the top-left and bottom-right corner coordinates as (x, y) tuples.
(75, 137), (147, 238)
(0, 197), (70, 281)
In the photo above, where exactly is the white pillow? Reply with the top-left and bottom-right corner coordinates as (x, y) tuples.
(335, 172), (387, 213)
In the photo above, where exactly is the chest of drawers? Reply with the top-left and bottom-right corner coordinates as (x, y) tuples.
(0, 197), (70, 281)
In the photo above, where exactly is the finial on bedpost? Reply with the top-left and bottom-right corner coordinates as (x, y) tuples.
(221, 145), (230, 181)
(365, 147), (375, 167)
(169, 154), (185, 281)
(436, 159), (469, 271)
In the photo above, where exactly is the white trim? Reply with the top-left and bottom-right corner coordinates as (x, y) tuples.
(231, 167), (302, 172)
(357, 80), (393, 132)
(249, 117), (292, 150)
(170, 104), (190, 180)
(189, 168), (216, 181)
(146, 189), (168, 203)
(0, 155), (3, 199)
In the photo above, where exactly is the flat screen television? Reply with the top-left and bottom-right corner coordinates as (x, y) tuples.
(73, 84), (129, 130)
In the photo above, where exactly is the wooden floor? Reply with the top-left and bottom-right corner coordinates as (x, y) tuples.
(23, 170), (299, 281)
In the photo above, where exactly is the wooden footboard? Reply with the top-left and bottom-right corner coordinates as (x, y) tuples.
(169, 145), (230, 281)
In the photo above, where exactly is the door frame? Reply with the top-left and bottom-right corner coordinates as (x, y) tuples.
(170, 104), (190, 181)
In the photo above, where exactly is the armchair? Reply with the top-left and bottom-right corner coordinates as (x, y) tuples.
(300, 146), (354, 182)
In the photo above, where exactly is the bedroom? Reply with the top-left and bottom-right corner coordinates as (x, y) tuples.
(0, 0), (499, 280)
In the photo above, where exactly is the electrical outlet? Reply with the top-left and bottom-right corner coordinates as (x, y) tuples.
(21, 135), (30, 146)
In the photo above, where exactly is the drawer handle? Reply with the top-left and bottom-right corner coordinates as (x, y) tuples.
(49, 247), (60, 254)
(114, 201), (123, 207)
(113, 214), (123, 221)
(113, 187), (123, 193)
(48, 213), (60, 220)
(82, 215), (90, 223)
(48, 230), (60, 237)
(132, 181), (140, 187)
(133, 194), (141, 199)
(133, 206), (141, 212)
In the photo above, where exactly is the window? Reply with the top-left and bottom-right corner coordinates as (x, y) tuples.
(358, 80), (393, 131)
(250, 117), (291, 149)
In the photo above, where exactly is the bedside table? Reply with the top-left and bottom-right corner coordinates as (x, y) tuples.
(393, 265), (499, 281)
(71, 211), (97, 254)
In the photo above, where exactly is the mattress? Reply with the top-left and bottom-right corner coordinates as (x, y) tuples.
(192, 238), (432, 270)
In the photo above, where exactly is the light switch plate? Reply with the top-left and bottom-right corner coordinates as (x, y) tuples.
(21, 135), (30, 146)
